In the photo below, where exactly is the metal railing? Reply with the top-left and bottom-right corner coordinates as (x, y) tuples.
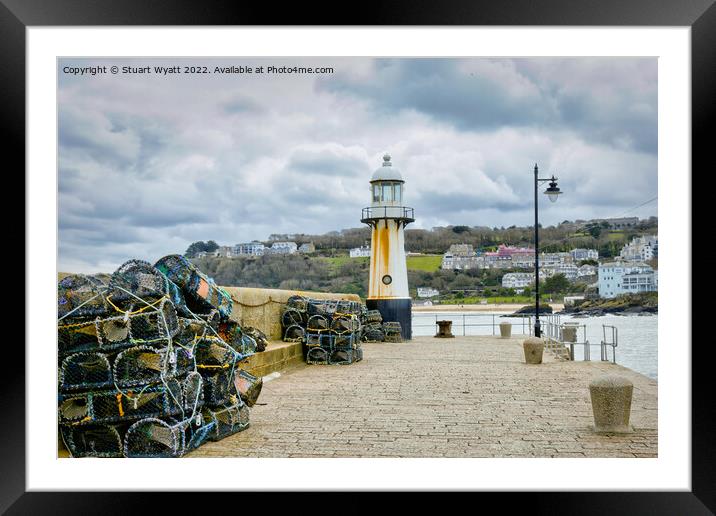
(361, 206), (415, 222)
(412, 313), (619, 365)
(412, 312), (534, 336)
(601, 325), (618, 364)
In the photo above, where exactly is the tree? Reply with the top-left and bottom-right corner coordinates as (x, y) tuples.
(543, 273), (570, 294)
(185, 240), (219, 257)
(585, 223), (602, 239)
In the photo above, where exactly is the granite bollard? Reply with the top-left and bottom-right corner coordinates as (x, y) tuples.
(522, 337), (544, 364)
(499, 321), (512, 338)
(589, 375), (634, 433)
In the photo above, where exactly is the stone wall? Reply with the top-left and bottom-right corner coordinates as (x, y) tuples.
(222, 287), (361, 340)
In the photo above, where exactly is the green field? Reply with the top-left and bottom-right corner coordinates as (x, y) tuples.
(324, 255), (368, 270)
(324, 254), (442, 273)
(406, 255), (443, 272)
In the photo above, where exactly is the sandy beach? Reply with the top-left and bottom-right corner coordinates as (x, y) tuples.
(413, 303), (564, 313)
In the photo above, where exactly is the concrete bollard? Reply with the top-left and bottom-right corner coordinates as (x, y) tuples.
(499, 322), (512, 338)
(589, 375), (634, 433)
(522, 337), (544, 364)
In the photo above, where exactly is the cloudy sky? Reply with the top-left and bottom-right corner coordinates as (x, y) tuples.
(58, 57), (657, 273)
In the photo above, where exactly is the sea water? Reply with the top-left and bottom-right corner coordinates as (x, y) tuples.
(412, 311), (658, 380)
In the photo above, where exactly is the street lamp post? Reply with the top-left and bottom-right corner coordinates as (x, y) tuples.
(533, 163), (561, 337)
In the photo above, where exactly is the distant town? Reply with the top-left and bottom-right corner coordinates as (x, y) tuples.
(187, 215), (657, 303)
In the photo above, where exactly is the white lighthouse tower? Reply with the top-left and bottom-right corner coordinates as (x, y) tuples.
(360, 154), (414, 340)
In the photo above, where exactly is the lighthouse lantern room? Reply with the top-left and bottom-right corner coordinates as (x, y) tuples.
(360, 154), (414, 340)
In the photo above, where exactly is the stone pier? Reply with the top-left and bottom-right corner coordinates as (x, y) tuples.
(187, 336), (657, 458)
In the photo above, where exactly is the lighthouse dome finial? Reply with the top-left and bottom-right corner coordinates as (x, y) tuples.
(371, 153), (403, 182)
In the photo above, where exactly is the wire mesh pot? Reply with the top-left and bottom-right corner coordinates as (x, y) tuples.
(281, 308), (304, 328)
(154, 254), (233, 320)
(307, 314), (329, 332)
(283, 324), (305, 342)
(60, 423), (125, 458)
(124, 417), (186, 458)
(306, 347), (329, 364)
(112, 345), (192, 388)
(58, 274), (109, 320)
(58, 378), (185, 426)
(234, 369), (263, 407)
(59, 352), (113, 392)
(202, 398), (250, 441)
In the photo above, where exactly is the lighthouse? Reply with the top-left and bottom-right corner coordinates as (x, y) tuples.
(360, 154), (414, 340)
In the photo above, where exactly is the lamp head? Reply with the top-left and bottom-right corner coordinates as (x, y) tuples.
(544, 176), (561, 203)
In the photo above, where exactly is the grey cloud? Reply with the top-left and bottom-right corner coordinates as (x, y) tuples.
(320, 58), (657, 155)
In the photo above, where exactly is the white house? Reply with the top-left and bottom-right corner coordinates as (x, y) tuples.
(214, 246), (234, 258)
(598, 261), (656, 298)
(416, 287), (440, 298)
(502, 272), (534, 290)
(570, 248), (599, 261)
(544, 263), (579, 281)
(577, 264), (598, 277)
(269, 241), (298, 254)
(234, 242), (265, 256)
(349, 245), (371, 258)
(620, 235), (658, 262)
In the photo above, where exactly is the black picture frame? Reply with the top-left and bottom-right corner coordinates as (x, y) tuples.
(7, 0), (712, 512)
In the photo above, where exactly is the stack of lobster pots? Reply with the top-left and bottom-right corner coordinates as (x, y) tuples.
(57, 255), (263, 458)
(281, 296), (365, 365)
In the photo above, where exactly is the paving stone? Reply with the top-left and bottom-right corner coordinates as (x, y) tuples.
(186, 336), (657, 458)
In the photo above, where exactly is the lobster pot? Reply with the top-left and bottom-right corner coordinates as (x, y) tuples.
(334, 333), (357, 350)
(59, 352), (113, 392)
(58, 274), (109, 320)
(184, 417), (216, 452)
(154, 254), (233, 320)
(202, 399), (250, 441)
(58, 320), (106, 357)
(175, 317), (210, 346)
(59, 298), (180, 357)
(217, 320), (243, 350)
(60, 423), (126, 458)
(306, 347), (329, 365)
(127, 297), (180, 343)
(307, 314), (329, 332)
(243, 327), (268, 352)
(364, 310), (383, 324)
(361, 323), (385, 342)
(182, 371), (205, 413)
(195, 337), (240, 369)
(281, 308), (304, 328)
(336, 300), (362, 316)
(58, 379), (184, 426)
(319, 334), (335, 349)
(329, 348), (358, 365)
(305, 333), (321, 347)
(382, 322), (403, 343)
(107, 260), (188, 316)
(286, 295), (309, 312)
(238, 335), (258, 355)
(113, 345), (193, 388)
(201, 369), (237, 407)
(234, 369), (263, 407)
(330, 315), (360, 334)
(124, 417), (186, 458)
(354, 347), (364, 362)
(283, 324), (305, 342)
